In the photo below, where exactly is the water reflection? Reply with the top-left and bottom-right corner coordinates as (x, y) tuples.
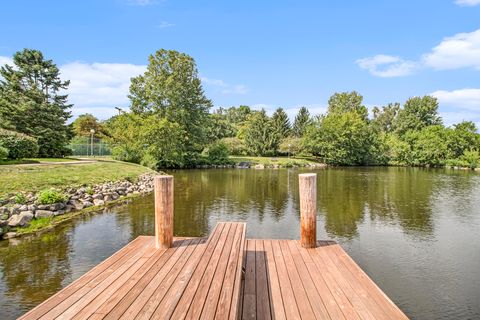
(0, 167), (479, 319)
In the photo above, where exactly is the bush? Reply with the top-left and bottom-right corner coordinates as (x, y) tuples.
(0, 146), (8, 159)
(38, 189), (66, 205)
(202, 142), (231, 165)
(220, 137), (248, 156)
(278, 137), (304, 156)
(14, 193), (27, 204)
(0, 129), (39, 159)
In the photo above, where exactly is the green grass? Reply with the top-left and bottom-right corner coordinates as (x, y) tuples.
(229, 156), (320, 166)
(0, 157), (81, 165)
(0, 160), (154, 197)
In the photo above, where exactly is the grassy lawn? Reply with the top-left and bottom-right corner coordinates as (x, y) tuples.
(0, 161), (154, 197)
(0, 157), (82, 165)
(229, 155), (320, 166)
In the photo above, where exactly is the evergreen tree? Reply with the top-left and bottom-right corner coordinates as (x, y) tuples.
(0, 49), (72, 157)
(292, 107), (311, 137)
(271, 107), (291, 138)
(244, 109), (279, 156)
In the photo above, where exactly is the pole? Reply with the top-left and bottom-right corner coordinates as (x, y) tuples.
(154, 175), (174, 249)
(299, 173), (317, 248)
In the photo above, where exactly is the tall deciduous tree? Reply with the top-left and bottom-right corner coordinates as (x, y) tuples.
(129, 49), (212, 152)
(72, 113), (107, 138)
(293, 107), (311, 137)
(372, 103), (400, 133)
(0, 49), (72, 157)
(394, 96), (442, 135)
(328, 91), (368, 119)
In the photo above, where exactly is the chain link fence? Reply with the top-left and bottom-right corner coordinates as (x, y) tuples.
(67, 142), (112, 157)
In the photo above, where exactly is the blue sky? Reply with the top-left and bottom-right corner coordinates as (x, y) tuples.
(1, 0), (479, 127)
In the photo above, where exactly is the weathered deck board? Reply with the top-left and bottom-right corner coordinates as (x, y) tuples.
(240, 239), (409, 320)
(19, 224), (408, 320)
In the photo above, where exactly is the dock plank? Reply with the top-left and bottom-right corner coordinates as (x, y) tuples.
(20, 224), (408, 320)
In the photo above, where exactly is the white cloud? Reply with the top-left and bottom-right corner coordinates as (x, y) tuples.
(157, 21), (174, 29)
(431, 88), (480, 128)
(201, 77), (248, 94)
(455, 0), (480, 6)
(1, 56), (247, 119)
(60, 62), (147, 119)
(0, 56), (13, 67)
(356, 55), (418, 77)
(358, 28), (480, 76)
(431, 88), (480, 111)
(423, 29), (480, 70)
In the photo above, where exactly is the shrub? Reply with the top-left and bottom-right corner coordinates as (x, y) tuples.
(14, 193), (27, 204)
(38, 189), (66, 205)
(85, 186), (94, 195)
(0, 129), (39, 159)
(278, 137), (304, 156)
(220, 137), (248, 156)
(460, 150), (480, 169)
(0, 146), (8, 159)
(202, 142), (231, 165)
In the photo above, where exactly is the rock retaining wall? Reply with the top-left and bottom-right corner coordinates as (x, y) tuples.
(0, 173), (155, 239)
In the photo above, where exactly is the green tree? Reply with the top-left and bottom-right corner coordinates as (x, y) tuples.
(394, 96), (442, 135)
(206, 109), (236, 141)
(292, 107), (311, 137)
(372, 103), (400, 133)
(244, 109), (279, 156)
(71, 113), (107, 138)
(271, 107), (291, 138)
(447, 121), (479, 158)
(327, 91), (368, 119)
(129, 49), (212, 153)
(0, 49), (72, 157)
(303, 112), (374, 165)
(405, 125), (450, 166)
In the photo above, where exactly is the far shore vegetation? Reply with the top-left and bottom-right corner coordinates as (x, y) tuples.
(1, 48), (479, 173)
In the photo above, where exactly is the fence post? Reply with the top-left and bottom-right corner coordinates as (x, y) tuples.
(299, 173), (317, 248)
(154, 175), (174, 249)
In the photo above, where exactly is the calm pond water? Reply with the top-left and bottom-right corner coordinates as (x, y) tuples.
(0, 167), (479, 319)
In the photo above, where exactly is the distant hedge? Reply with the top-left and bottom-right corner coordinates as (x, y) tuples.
(0, 129), (39, 159)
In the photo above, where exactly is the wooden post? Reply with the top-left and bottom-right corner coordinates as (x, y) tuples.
(299, 173), (317, 248)
(154, 175), (174, 249)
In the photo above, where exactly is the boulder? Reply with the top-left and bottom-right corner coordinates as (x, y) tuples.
(92, 194), (103, 200)
(3, 232), (17, 239)
(48, 203), (65, 211)
(111, 192), (120, 200)
(19, 204), (28, 211)
(35, 210), (54, 219)
(8, 211), (34, 227)
(27, 204), (37, 211)
(93, 199), (105, 206)
(82, 200), (93, 208)
(254, 164), (265, 169)
(68, 199), (84, 211)
(103, 194), (113, 202)
(37, 204), (49, 210)
(53, 210), (66, 216)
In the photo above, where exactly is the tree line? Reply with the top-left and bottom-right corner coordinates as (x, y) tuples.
(1, 48), (479, 169)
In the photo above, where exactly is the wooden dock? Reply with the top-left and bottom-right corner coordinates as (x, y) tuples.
(19, 175), (409, 319)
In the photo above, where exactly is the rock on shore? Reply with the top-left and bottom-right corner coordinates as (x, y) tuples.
(0, 173), (155, 239)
